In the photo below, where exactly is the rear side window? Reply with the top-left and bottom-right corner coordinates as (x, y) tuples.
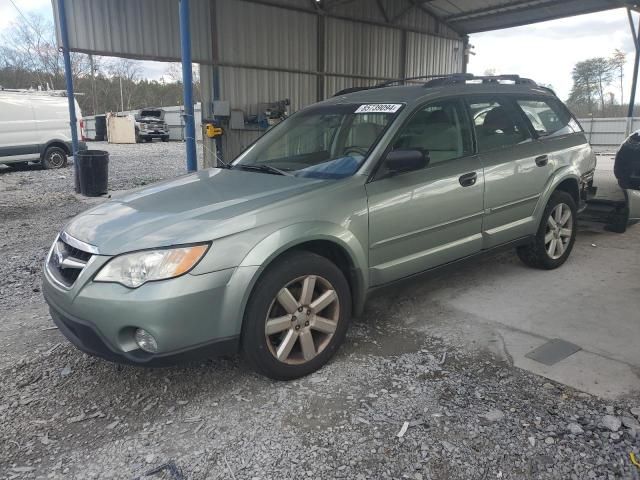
(468, 98), (531, 153)
(515, 98), (580, 137)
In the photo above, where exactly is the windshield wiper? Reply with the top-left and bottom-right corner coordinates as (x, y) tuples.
(233, 164), (292, 176)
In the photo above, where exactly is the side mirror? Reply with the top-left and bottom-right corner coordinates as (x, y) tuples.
(384, 149), (428, 175)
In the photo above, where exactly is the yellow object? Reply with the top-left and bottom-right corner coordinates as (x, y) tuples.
(205, 123), (223, 138)
(631, 452), (640, 468)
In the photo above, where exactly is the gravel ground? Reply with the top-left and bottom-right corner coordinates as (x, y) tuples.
(0, 142), (195, 313)
(1, 143), (639, 479)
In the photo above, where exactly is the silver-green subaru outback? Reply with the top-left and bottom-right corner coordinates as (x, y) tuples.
(43, 74), (596, 380)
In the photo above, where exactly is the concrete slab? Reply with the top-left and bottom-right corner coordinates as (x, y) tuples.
(498, 328), (640, 399)
(369, 218), (640, 398)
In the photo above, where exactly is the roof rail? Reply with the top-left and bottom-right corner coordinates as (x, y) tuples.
(333, 86), (380, 96)
(333, 73), (469, 96)
(423, 74), (538, 88)
(333, 73), (544, 97)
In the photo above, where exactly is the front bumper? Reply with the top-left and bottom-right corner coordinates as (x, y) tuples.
(42, 257), (259, 366)
(139, 132), (169, 138)
(48, 301), (238, 366)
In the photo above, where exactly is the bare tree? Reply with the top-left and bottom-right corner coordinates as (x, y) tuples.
(610, 49), (626, 106)
(106, 58), (142, 110)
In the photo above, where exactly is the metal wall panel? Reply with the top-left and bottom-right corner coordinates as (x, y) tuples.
(216, 0), (317, 71)
(324, 18), (401, 80)
(218, 66), (316, 114)
(405, 32), (463, 77)
(53, 0), (213, 63)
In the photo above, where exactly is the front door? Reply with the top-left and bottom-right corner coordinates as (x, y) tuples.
(366, 99), (484, 286)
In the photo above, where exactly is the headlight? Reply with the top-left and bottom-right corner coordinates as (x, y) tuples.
(95, 244), (209, 288)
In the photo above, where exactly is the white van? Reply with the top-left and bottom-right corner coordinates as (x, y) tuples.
(0, 89), (86, 169)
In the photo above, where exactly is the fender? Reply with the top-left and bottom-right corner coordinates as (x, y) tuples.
(40, 139), (72, 156)
(533, 165), (581, 224)
(237, 221), (369, 318)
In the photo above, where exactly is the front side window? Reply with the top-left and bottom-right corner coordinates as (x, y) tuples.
(392, 100), (472, 165)
(469, 98), (531, 152)
(233, 103), (402, 179)
(516, 98), (580, 137)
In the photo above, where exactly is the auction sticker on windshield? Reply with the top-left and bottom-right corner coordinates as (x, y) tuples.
(355, 104), (402, 114)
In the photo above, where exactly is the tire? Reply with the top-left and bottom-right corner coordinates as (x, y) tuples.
(41, 146), (67, 169)
(161, 136), (169, 142)
(145, 138), (152, 143)
(241, 251), (352, 380)
(135, 132), (141, 143)
(517, 191), (577, 269)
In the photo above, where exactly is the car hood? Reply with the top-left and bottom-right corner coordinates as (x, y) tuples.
(64, 168), (325, 255)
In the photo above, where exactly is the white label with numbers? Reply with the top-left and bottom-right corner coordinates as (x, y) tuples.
(354, 104), (402, 114)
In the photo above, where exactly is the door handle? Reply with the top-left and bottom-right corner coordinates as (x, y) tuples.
(535, 155), (549, 167)
(459, 172), (477, 187)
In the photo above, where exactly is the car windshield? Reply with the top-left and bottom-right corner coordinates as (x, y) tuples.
(232, 103), (402, 179)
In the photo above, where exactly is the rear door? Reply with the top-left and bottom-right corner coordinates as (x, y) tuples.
(366, 98), (484, 285)
(467, 95), (550, 248)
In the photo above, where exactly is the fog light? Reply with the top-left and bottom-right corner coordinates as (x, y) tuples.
(134, 328), (158, 353)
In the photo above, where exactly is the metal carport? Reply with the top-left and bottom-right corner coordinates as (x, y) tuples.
(52, 0), (630, 173)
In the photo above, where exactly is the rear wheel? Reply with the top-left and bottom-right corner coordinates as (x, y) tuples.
(41, 146), (67, 169)
(517, 191), (577, 269)
(241, 251), (351, 380)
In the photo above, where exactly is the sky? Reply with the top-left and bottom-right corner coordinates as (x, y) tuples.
(467, 7), (635, 101)
(0, 0), (636, 102)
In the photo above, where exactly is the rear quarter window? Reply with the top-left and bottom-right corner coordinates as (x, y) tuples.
(515, 98), (580, 138)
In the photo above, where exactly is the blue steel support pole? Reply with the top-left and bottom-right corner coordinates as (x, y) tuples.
(179, 0), (197, 172)
(57, 0), (80, 191)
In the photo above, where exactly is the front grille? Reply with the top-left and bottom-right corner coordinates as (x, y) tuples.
(47, 237), (93, 288)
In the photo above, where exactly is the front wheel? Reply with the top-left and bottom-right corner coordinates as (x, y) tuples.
(41, 146), (67, 169)
(517, 191), (577, 269)
(241, 251), (352, 380)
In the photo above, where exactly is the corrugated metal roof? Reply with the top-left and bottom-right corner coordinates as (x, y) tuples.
(53, 0), (213, 63)
(54, 0), (622, 63)
(425, 0), (621, 33)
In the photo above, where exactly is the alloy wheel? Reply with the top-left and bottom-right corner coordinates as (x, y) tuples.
(265, 275), (340, 365)
(545, 203), (573, 260)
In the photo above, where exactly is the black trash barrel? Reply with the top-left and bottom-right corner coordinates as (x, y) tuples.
(95, 115), (107, 141)
(77, 150), (109, 196)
